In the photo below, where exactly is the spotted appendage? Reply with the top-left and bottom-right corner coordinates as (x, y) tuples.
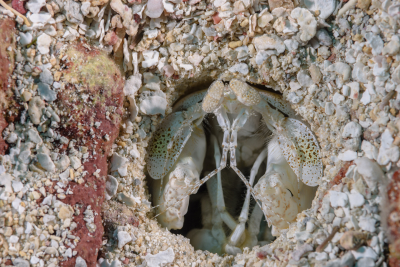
(278, 118), (322, 186)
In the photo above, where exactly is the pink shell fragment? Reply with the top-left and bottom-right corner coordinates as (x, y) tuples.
(212, 12), (221, 24)
(146, 0), (164, 18)
(163, 65), (175, 77)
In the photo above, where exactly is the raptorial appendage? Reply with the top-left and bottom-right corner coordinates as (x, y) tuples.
(254, 172), (298, 229)
(147, 79), (322, 255)
(149, 120), (206, 229)
(155, 161), (200, 230)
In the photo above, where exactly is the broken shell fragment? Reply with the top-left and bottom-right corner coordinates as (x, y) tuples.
(340, 231), (367, 250)
(28, 96), (45, 125)
(291, 8), (317, 42)
(300, 0), (337, 19)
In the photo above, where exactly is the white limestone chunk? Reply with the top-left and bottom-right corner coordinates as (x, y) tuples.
(202, 26), (217, 36)
(43, 214), (56, 225)
(297, 70), (313, 87)
(348, 192), (365, 208)
(291, 8), (317, 42)
(117, 230), (133, 248)
(117, 192), (140, 207)
(326, 62), (351, 81)
(142, 51), (160, 68)
(146, 0), (164, 18)
(284, 39), (299, 51)
(352, 62), (369, 83)
(38, 83), (57, 102)
(315, 252), (328, 261)
(346, 82), (360, 99)
(26, 0), (46, 13)
(57, 155), (70, 172)
(143, 72), (161, 90)
(139, 90), (168, 116)
(354, 157), (385, 189)
(382, 35), (400, 56)
(345, 49), (356, 64)
(130, 144), (140, 158)
(188, 53), (204, 66)
(338, 150), (357, 161)
(351, 247), (378, 260)
(365, 33), (384, 56)
(301, 0), (337, 19)
(28, 12), (52, 25)
(105, 175), (118, 200)
(377, 129), (400, 165)
(19, 32), (32, 46)
(229, 63), (249, 75)
(26, 128), (42, 144)
(342, 121), (362, 138)
(360, 89), (371, 105)
(333, 92), (345, 105)
(329, 191), (349, 207)
(70, 156), (81, 169)
(287, 91), (302, 103)
(12, 259), (30, 267)
(110, 153), (128, 176)
(75, 256), (87, 267)
(361, 141), (378, 160)
(359, 216), (376, 232)
(124, 74), (142, 96)
(325, 102), (335, 115)
(25, 222), (32, 234)
(12, 180), (24, 193)
(145, 248), (175, 267)
(252, 34), (285, 53)
(37, 33), (52, 55)
(37, 153), (56, 172)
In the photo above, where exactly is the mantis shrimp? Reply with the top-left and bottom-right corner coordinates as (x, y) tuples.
(147, 79), (322, 255)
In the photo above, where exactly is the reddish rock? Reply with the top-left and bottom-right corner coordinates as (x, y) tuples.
(12, 0), (27, 15)
(327, 53), (336, 63)
(386, 169), (400, 267)
(54, 43), (124, 267)
(104, 31), (118, 46)
(0, 18), (18, 155)
(212, 12), (221, 24)
(316, 162), (354, 208)
(329, 161), (353, 187)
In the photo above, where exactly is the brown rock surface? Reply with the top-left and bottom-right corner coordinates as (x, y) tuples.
(54, 43), (124, 267)
(386, 169), (400, 267)
(0, 18), (18, 155)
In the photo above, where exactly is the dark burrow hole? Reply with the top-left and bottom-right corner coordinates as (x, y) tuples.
(169, 160), (275, 244)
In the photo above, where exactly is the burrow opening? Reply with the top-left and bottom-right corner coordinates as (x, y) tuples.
(146, 81), (319, 256)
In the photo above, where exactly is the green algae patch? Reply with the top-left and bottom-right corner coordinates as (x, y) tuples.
(63, 44), (122, 98)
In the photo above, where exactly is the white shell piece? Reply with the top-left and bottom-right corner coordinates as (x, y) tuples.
(278, 118), (322, 186)
(301, 0), (337, 19)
